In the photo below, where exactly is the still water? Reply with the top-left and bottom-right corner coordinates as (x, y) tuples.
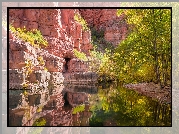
(9, 83), (171, 126)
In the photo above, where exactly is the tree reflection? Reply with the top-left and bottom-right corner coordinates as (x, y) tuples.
(90, 84), (171, 126)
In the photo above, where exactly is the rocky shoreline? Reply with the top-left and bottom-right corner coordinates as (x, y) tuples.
(124, 82), (171, 104)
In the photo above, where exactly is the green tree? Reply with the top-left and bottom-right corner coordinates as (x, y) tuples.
(114, 9), (171, 86)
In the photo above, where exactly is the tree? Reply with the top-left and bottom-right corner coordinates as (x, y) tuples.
(114, 9), (171, 87)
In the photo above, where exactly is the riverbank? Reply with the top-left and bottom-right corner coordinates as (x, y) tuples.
(124, 82), (171, 104)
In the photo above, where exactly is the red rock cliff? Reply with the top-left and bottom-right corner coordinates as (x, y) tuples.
(9, 9), (92, 91)
(79, 9), (128, 46)
(9, 8), (127, 90)
(9, 9), (92, 58)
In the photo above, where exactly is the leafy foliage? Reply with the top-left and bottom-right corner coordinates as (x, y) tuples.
(88, 9), (171, 87)
(9, 24), (48, 48)
(72, 104), (85, 114)
(32, 117), (46, 126)
(73, 49), (88, 61)
(74, 13), (89, 31)
(109, 9), (171, 85)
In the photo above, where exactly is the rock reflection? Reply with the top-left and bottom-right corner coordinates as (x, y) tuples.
(42, 85), (92, 126)
(9, 84), (93, 126)
(9, 83), (171, 126)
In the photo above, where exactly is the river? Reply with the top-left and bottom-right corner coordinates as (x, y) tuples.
(8, 83), (171, 126)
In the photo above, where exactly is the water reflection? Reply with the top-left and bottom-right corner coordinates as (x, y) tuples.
(9, 83), (171, 126)
(89, 84), (171, 126)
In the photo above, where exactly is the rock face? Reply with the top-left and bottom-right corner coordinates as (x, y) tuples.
(9, 9), (92, 59)
(8, 9), (97, 126)
(8, 8), (129, 126)
(9, 8), (129, 90)
(79, 9), (128, 46)
(9, 9), (94, 90)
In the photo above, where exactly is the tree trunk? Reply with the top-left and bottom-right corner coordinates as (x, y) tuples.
(152, 9), (161, 88)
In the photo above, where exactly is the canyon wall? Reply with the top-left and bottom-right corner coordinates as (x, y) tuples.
(9, 9), (93, 58)
(9, 8), (128, 90)
(79, 9), (128, 46)
(8, 8), (128, 126)
(9, 9), (95, 90)
(8, 8), (98, 126)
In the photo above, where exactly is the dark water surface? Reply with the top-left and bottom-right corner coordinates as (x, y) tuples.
(9, 83), (171, 126)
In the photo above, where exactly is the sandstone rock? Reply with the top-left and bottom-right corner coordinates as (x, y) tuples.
(63, 72), (98, 85)
(9, 41), (27, 51)
(9, 8), (92, 59)
(8, 9), (98, 92)
(74, 23), (82, 39)
(38, 25), (52, 36)
(24, 9), (39, 22)
(28, 71), (38, 83)
(67, 58), (89, 73)
(50, 29), (59, 38)
(9, 69), (24, 89)
(50, 72), (64, 85)
(20, 20), (29, 29)
(82, 31), (91, 45)
(81, 43), (93, 55)
(74, 39), (81, 50)
(9, 9), (24, 20)
(74, 85), (97, 94)
(61, 9), (74, 26)
(9, 50), (26, 69)
(67, 91), (88, 107)
(11, 19), (21, 28)
(28, 94), (41, 106)
(79, 9), (128, 46)
(27, 21), (39, 30)
(44, 57), (64, 72)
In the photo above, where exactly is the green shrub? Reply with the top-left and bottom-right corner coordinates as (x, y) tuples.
(74, 13), (89, 31)
(9, 25), (48, 48)
(72, 104), (85, 114)
(73, 49), (88, 61)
